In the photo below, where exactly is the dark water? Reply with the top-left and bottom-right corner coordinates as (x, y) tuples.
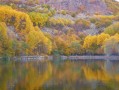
(0, 59), (119, 90)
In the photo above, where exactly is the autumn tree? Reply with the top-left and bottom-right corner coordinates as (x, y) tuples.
(0, 6), (53, 55)
(104, 22), (119, 35)
(104, 34), (119, 55)
(28, 12), (49, 28)
(83, 33), (110, 54)
(74, 19), (91, 31)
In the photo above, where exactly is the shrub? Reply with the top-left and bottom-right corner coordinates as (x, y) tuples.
(28, 12), (49, 27)
(104, 22), (119, 35)
(74, 19), (91, 31)
(90, 15), (114, 28)
(48, 17), (74, 28)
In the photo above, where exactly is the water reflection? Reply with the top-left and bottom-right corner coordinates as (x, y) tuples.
(0, 60), (119, 90)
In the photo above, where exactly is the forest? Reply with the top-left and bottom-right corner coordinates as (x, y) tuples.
(0, 0), (119, 58)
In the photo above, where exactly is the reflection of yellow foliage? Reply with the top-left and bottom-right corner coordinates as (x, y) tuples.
(82, 66), (111, 82)
(54, 62), (80, 82)
(115, 75), (119, 81)
(15, 62), (52, 90)
(0, 64), (13, 90)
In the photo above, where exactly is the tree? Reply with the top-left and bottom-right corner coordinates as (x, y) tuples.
(28, 12), (49, 28)
(83, 33), (110, 54)
(26, 27), (52, 55)
(0, 22), (13, 57)
(0, 6), (53, 55)
(104, 34), (119, 55)
(104, 22), (119, 35)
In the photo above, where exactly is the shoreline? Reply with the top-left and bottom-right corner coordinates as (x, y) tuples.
(10, 55), (119, 61)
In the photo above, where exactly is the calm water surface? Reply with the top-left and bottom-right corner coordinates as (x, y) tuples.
(0, 59), (119, 90)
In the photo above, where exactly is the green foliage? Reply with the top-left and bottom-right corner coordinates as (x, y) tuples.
(74, 19), (91, 31)
(61, 10), (68, 15)
(104, 34), (119, 55)
(41, 4), (51, 9)
(90, 15), (114, 28)
(71, 12), (77, 17)
(75, 19), (91, 29)
(114, 14), (119, 21)
(104, 22), (119, 35)
(48, 17), (74, 28)
(28, 12), (49, 27)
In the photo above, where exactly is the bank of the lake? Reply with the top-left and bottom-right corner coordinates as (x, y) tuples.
(6, 55), (119, 61)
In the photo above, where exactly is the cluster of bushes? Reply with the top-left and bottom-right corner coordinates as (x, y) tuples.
(28, 12), (49, 28)
(104, 0), (119, 14)
(83, 33), (119, 55)
(90, 15), (114, 28)
(47, 17), (74, 28)
(53, 32), (85, 55)
(0, 4), (119, 57)
(104, 22), (119, 35)
(74, 19), (91, 31)
(0, 6), (52, 57)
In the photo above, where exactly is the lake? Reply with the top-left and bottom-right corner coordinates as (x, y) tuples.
(0, 59), (119, 90)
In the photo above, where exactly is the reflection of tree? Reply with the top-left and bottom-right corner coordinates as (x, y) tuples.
(52, 62), (83, 83)
(1, 61), (119, 90)
(15, 62), (52, 90)
(0, 62), (13, 90)
(83, 65), (111, 82)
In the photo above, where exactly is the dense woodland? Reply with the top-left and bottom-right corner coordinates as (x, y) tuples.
(0, 0), (119, 57)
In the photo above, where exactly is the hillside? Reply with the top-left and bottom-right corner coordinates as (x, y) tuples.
(104, 0), (119, 14)
(0, 0), (119, 14)
(0, 0), (119, 57)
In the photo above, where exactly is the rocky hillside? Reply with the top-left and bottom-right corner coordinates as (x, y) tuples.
(47, 0), (108, 14)
(1, 0), (119, 14)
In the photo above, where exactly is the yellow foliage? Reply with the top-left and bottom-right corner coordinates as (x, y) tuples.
(105, 34), (119, 43)
(0, 6), (34, 34)
(48, 17), (74, 27)
(97, 33), (110, 45)
(83, 35), (97, 49)
(104, 22), (119, 35)
(15, 62), (52, 90)
(0, 22), (13, 55)
(26, 27), (52, 54)
(0, 6), (53, 55)
(83, 33), (110, 49)
(91, 15), (113, 28)
(83, 66), (111, 82)
(93, 15), (115, 20)
(54, 33), (80, 55)
(28, 12), (49, 27)
(75, 19), (91, 28)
